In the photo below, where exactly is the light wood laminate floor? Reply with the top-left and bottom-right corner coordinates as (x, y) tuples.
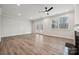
(0, 34), (74, 55)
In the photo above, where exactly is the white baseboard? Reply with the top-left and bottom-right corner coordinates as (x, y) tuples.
(2, 32), (32, 37)
(36, 33), (74, 40)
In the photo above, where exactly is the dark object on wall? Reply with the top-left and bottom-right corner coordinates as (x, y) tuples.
(75, 31), (79, 55)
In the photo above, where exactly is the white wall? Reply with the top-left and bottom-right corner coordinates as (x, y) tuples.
(75, 5), (79, 32)
(44, 12), (74, 39)
(33, 11), (75, 39)
(0, 8), (1, 41)
(75, 5), (79, 24)
(2, 15), (32, 37)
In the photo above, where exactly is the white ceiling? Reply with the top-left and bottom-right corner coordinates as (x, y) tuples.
(0, 4), (74, 20)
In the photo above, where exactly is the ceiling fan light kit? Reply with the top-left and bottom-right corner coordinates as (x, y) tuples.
(39, 7), (53, 15)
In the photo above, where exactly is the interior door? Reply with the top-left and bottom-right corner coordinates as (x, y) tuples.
(36, 20), (43, 34)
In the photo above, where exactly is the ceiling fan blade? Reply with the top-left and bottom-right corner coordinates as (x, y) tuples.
(38, 10), (46, 13)
(47, 7), (53, 11)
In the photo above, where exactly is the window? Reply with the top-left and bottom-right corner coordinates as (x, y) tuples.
(59, 17), (68, 29)
(37, 24), (39, 30)
(51, 16), (69, 29)
(36, 23), (43, 31)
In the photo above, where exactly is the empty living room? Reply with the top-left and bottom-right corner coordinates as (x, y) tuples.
(0, 4), (79, 55)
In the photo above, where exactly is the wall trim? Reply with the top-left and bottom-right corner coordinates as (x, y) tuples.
(1, 33), (32, 38)
(1, 32), (32, 38)
(35, 33), (74, 40)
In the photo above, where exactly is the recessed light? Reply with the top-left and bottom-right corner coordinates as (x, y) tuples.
(17, 4), (20, 6)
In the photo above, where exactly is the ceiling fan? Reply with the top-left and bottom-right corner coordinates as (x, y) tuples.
(39, 7), (53, 15)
